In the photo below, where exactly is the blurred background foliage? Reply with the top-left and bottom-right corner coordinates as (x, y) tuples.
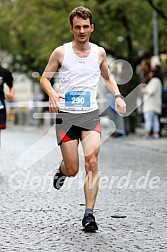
(0, 0), (166, 78)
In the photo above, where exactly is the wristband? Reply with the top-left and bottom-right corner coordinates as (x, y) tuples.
(115, 94), (125, 100)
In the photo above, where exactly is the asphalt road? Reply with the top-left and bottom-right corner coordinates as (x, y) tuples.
(0, 125), (167, 252)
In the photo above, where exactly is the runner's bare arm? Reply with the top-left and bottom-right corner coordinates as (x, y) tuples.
(99, 47), (120, 95)
(40, 46), (65, 112)
(99, 47), (126, 114)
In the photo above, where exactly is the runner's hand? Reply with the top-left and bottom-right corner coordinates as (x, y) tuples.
(115, 97), (126, 115)
(49, 90), (65, 113)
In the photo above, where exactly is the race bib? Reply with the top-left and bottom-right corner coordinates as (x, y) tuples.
(65, 91), (90, 110)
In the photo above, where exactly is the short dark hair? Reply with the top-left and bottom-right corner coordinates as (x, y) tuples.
(141, 60), (151, 69)
(69, 6), (93, 26)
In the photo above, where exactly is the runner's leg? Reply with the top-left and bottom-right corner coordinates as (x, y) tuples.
(60, 139), (80, 177)
(81, 130), (100, 209)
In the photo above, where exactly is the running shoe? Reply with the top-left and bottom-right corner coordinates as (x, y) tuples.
(82, 214), (98, 231)
(53, 161), (66, 190)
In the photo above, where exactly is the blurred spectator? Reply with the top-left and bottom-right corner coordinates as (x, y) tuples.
(141, 70), (162, 139)
(140, 60), (151, 84)
(0, 64), (15, 129)
(152, 64), (163, 86)
(137, 60), (151, 123)
(109, 95), (127, 137)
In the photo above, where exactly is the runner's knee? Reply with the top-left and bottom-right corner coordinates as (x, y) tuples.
(86, 161), (98, 174)
(65, 163), (79, 177)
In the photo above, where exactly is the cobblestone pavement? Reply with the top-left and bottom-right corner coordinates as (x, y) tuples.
(0, 125), (167, 252)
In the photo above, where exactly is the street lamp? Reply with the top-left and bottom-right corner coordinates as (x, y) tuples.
(151, 10), (160, 67)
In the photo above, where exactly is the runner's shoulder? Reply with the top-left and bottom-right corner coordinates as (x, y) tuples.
(49, 46), (64, 64)
(98, 46), (106, 63)
(52, 46), (64, 57)
(98, 46), (106, 56)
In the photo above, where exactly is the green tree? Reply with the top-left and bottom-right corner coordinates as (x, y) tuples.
(0, 0), (166, 132)
(0, 0), (166, 78)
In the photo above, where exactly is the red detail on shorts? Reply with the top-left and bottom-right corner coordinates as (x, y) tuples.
(0, 124), (6, 129)
(94, 121), (101, 133)
(58, 129), (71, 142)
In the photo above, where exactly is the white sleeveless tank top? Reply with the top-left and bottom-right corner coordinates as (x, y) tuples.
(58, 42), (100, 113)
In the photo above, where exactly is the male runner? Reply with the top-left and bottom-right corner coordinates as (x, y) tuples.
(40, 6), (126, 231)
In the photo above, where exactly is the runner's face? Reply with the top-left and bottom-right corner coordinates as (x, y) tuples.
(70, 17), (94, 43)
